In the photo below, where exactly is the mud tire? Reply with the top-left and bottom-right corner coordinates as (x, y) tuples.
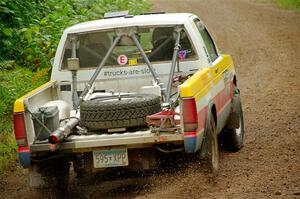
(220, 87), (245, 152)
(80, 94), (161, 130)
(207, 115), (219, 173)
(200, 112), (219, 173)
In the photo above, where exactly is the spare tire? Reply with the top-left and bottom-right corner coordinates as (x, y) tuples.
(80, 94), (161, 130)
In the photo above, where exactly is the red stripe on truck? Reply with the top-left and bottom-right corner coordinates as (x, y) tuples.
(18, 146), (30, 153)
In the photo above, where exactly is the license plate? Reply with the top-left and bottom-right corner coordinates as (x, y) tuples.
(93, 148), (128, 168)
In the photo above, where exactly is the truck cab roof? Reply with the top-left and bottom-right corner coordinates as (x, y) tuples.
(64, 13), (195, 34)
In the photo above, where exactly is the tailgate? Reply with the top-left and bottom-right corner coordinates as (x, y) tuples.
(30, 130), (183, 152)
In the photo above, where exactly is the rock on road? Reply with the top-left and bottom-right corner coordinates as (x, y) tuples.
(1, 0), (299, 198)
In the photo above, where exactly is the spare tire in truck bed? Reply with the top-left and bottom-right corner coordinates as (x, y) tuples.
(80, 94), (161, 130)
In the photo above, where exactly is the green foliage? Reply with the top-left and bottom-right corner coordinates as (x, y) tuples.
(274, 0), (300, 11)
(0, 130), (17, 174)
(0, 67), (49, 118)
(0, 0), (150, 70)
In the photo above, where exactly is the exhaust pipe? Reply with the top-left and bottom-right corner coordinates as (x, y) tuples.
(49, 118), (79, 144)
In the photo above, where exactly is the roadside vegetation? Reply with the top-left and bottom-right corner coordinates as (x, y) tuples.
(274, 0), (300, 11)
(0, 0), (150, 174)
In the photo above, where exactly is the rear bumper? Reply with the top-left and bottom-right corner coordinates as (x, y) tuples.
(30, 131), (184, 152)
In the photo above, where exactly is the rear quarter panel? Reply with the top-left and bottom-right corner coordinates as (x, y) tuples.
(14, 81), (59, 145)
(179, 54), (235, 152)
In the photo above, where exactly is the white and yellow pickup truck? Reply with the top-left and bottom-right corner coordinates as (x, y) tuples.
(13, 12), (244, 188)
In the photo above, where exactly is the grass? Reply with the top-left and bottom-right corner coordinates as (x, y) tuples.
(274, 0), (300, 11)
(0, 118), (17, 174)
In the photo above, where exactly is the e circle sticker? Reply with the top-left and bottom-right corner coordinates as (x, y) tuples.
(117, 54), (128, 65)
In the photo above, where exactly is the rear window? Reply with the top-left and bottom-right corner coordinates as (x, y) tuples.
(61, 26), (196, 69)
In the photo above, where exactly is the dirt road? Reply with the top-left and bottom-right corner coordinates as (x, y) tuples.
(1, 0), (299, 198)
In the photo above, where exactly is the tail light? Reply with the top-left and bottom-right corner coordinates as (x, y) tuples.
(182, 98), (198, 132)
(13, 112), (28, 147)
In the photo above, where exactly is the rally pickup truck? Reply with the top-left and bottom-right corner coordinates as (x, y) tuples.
(13, 12), (244, 188)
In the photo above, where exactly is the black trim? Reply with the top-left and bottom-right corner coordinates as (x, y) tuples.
(140, 12), (166, 15)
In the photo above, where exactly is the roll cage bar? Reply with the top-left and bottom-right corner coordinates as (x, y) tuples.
(69, 26), (183, 110)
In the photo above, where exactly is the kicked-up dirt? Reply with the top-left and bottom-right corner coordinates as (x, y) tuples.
(0, 0), (299, 198)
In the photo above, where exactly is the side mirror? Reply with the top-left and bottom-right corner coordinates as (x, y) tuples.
(67, 58), (79, 71)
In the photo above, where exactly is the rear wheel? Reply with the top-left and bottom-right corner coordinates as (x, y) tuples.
(220, 87), (245, 152)
(29, 157), (70, 192)
(201, 113), (219, 173)
(207, 115), (219, 172)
